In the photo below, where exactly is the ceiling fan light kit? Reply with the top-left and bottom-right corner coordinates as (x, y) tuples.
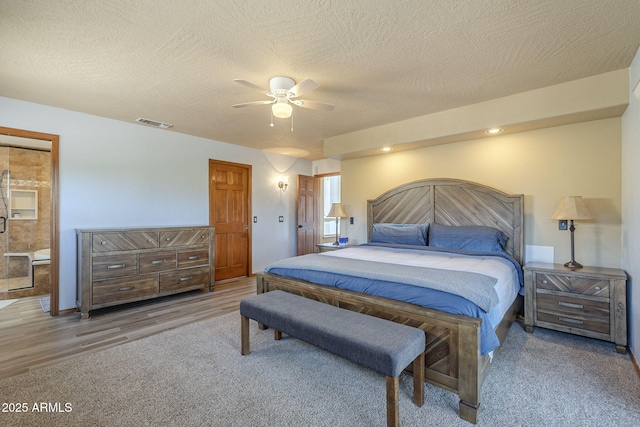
(272, 98), (293, 118)
(232, 76), (335, 126)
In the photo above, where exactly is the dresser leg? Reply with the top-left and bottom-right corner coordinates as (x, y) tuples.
(525, 325), (534, 334)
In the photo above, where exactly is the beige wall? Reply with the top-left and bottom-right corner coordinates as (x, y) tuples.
(341, 117), (622, 269)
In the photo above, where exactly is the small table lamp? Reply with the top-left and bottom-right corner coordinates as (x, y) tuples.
(551, 196), (593, 269)
(327, 203), (348, 246)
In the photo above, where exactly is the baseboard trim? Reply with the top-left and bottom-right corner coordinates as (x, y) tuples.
(631, 348), (640, 380)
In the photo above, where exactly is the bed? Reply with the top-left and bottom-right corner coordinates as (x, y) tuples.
(256, 178), (524, 423)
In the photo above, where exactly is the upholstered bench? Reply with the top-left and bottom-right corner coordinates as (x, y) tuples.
(240, 290), (426, 427)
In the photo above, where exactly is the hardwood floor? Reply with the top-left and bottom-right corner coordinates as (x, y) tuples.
(0, 276), (256, 381)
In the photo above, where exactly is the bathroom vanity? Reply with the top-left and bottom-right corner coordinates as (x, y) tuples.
(76, 225), (215, 319)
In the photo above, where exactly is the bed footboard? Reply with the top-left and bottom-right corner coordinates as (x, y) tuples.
(257, 272), (488, 423)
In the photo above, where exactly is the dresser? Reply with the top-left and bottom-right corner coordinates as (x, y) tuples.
(77, 226), (215, 319)
(523, 262), (627, 353)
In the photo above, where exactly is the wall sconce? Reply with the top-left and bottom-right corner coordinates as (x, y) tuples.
(277, 176), (289, 192)
(551, 196), (593, 269)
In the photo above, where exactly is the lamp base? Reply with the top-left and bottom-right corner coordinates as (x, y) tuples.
(563, 260), (583, 269)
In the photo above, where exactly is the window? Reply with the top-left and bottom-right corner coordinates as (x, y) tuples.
(322, 175), (341, 237)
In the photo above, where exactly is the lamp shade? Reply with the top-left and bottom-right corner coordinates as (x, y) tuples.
(327, 203), (348, 218)
(550, 196), (593, 220)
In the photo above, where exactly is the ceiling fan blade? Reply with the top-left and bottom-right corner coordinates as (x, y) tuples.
(293, 99), (335, 111)
(287, 78), (320, 98)
(234, 79), (270, 95)
(232, 100), (274, 108)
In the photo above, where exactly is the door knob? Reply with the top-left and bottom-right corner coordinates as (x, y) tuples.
(297, 225), (303, 228)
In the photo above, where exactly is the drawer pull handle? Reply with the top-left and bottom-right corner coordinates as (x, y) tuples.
(201, 235), (206, 239)
(151, 260), (166, 265)
(119, 286), (134, 291)
(542, 280), (548, 284)
(188, 255), (201, 260)
(107, 264), (126, 269)
(165, 238), (171, 241)
(558, 316), (583, 325)
(558, 301), (583, 309)
(179, 276), (193, 282)
(595, 286), (601, 291)
(101, 241), (107, 245)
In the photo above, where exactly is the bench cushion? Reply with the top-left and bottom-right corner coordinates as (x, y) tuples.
(240, 290), (425, 378)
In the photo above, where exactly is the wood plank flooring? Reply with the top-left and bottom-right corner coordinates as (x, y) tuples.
(0, 277), (256, 381)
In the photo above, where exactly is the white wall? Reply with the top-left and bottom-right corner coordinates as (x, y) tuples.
(0, 96), (311, 311)
(621, 47), (640, 357)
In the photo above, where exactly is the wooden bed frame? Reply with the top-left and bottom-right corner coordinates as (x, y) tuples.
(256, 178), (524, 423)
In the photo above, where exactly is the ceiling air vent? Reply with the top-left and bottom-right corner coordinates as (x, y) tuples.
(135, 117), (173, 129)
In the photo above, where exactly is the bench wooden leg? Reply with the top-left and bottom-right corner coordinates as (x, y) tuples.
(413, 352), (424, 407)
(386, 375), (399, 427)
(241, 315), (250, 355)
(274, 329), (282, 340)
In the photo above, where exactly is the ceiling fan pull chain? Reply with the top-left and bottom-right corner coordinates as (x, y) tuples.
(270, 111), (274, 128)
(290, 110), (294, 132)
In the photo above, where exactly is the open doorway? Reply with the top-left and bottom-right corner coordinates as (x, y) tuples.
(0, 127), (59, 316)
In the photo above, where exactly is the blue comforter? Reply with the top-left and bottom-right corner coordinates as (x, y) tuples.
(265, 243), (523, 355)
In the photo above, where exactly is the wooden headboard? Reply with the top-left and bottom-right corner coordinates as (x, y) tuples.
(367, 178), (524, 265)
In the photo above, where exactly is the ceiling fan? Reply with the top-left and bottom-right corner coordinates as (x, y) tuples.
(232, 76), (335, 119)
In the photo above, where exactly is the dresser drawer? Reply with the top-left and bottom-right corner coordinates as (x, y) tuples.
(160, 266), (210, 293)
(92, 232), (158, 253)
(92, 254), (138, 280)
(139, 250), (177, 274)
(535, 273), (609, 297)
(92, 275), (159, 305)
(159, 229), (210, 248)
(177, 248), (209, 268)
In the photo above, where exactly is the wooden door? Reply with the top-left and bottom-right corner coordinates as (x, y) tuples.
(209, 160), (251, 280)
(297, 174), (318, 255)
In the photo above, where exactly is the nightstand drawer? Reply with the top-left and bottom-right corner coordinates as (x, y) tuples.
(535, 273), (609, 297)
(537, 292), (609, 320)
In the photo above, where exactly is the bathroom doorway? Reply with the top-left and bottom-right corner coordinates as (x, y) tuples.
(0, 127), (59, 316)
(0, 145), (51, 295)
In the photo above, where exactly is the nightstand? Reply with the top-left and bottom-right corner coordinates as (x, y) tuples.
(523, 262), (628, 354)
(316, 243), (355, 253)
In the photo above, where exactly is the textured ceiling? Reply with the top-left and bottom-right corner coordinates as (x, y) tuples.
(1, 0), (639, 159)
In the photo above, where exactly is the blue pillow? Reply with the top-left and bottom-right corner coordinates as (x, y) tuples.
(428, 223), (507, 253)
(371, 223), (429, 246)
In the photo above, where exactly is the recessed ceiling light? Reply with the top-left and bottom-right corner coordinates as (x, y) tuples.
(485, 128), (503, 134)
(380, 147), (393, 152)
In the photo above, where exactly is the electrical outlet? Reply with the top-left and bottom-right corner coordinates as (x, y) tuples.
(278, 216), (284, 222)
(350, 217), (354, 225)
(559, 220), (568, 230)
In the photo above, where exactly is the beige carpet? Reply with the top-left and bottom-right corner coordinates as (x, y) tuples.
(1, 311), (639, 427)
